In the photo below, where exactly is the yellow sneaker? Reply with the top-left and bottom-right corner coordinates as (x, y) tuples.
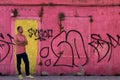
(26, 75), (34, 78)
(18, 75), (23, 80)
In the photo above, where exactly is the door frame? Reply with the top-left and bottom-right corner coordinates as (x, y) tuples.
(11, 17), (41, 75)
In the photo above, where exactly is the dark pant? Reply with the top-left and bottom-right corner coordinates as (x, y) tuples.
(16, 52), (30, 76)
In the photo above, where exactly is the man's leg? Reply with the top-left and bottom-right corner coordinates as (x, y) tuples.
(22, 53), (34, 78)
(22, 53), (30, 76)
(16, 54), (22, 75)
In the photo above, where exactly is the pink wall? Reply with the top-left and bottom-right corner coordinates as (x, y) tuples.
(0, 2), (120, 76)
(0, 0), (119, 5)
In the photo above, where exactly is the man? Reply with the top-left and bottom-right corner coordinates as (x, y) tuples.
(14, 26), (34, 79)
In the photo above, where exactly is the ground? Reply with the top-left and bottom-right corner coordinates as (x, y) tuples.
(0, 76), (120, 80)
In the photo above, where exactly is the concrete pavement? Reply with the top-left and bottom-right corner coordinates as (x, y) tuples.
(0, 76), (120, 80)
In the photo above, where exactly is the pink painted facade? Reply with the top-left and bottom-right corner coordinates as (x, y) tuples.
(0, 0), (119, 5)
(0, 0), (120, 75)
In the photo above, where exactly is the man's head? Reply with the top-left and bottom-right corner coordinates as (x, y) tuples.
(17, 26), (23, 34)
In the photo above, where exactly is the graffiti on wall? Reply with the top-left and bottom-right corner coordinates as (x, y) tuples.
(0, 30), (120, 68)
(39, 30), (120, 68)
(51, 30), (88, 67)
(0, 33), (14, 63)
(27, 28), (53, 41)
(89, 33), (120, 62)
(0, 28), (120, 67)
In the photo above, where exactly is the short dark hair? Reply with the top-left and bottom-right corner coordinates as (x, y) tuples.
(17, 26), (22, 31)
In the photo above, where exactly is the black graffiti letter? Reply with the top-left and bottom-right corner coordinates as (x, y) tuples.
(89, 34), (110, 62)
(28, 28), (34, 38)
(0, 33), (4, 39)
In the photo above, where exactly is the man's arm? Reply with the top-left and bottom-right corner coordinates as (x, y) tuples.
(24, 36), (28, 45)
(24, 39), (28, 45)
(14, 35), (28, 46)
(14, 40), (27, 46)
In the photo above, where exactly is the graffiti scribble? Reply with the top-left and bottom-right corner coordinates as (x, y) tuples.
(40, 30), (120, 68)
(89, 33), (120, 62)
(27, 28), (53, 41)
(0, 33), (14, 63)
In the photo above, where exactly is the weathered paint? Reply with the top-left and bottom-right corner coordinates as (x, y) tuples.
(0, 0), (119, 5)
(0, 0), (120, 76)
